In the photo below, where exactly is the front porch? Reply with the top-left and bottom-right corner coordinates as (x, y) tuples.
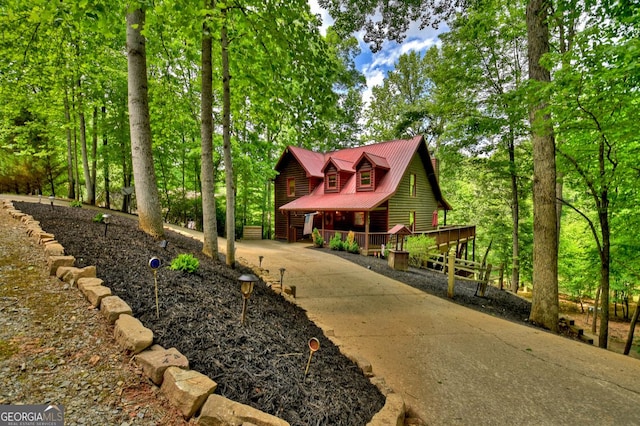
(319, 225), (476, 259)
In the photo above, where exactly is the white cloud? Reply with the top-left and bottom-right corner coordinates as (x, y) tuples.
(308, 0), (333, 35)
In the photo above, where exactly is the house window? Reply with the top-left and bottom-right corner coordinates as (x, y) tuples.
(360, 171), (372, 187)
(287, 178), (295, 197)
(327, 173), (337, 190)
(409, 173), (417, 197)
(409, 211), (416, 231)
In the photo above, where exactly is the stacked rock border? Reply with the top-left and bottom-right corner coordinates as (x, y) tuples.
(2, 198), (408, 426)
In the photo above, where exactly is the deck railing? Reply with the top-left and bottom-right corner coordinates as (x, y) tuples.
(320, 225), (476, 255)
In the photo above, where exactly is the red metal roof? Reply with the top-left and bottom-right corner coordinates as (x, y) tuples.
(278, 135), (451, 211)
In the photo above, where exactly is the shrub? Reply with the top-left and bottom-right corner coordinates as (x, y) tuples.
(93, 213), (104, 223)
(70, 200), (82, 208)
(406, 235), (437, 268)
(346, 231), (359, 254)
(312, 228), (324, 247)
(329, 232), (343, 251)
(170, 253), (200, 273)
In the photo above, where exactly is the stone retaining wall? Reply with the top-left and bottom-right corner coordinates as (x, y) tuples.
(2, 199), (408, 425)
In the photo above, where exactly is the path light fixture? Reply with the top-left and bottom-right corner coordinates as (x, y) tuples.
(38, 194), (42, 203)
(259, 256), (264, 268)
(102, 214), (110, 237)
(305, 337), (320, 376)
(148, 257), (162, 319)
(159, 240), (169, 250)
(238, 273), (258, 325)
(49, 195), (54, 211)
(279, 267), (286, 294)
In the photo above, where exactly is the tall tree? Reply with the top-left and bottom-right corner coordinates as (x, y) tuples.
(200, 0), (219, 258)
(126, 6), (164, 238)
(526, 0), (558, 331)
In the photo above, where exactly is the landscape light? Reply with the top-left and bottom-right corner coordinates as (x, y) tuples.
(238, 273), (258, 325)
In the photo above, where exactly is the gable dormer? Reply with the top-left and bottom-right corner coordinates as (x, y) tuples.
(322, 157), (354, 193)
(355, 152), (390, 191)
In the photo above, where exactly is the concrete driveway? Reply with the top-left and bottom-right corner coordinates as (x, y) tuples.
(226, 238), (640, 425)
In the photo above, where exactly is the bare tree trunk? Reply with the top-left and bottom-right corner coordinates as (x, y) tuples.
(591, 286), (601, 334)
(597, 191), (611, 348)
(624, 298), (640, 355)
(220, 8), (235, 267)
(78, 79), (92, 204)
(64, 88), (76, 200)
(126, 7), (164, 238)
(102, 105), (110, 210)
(508, 128), (520, 293)
(527, 0), (558, 331)
(90, 106), (97, 205)
(200, 0), (219, 258)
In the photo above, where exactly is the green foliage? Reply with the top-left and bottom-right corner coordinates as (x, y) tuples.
(70, 200), (83, 208)
(312, 228), (324, 247)
(170, 253), (200, 274)
(406, 235), (437, 268)
(345, 230), (359, 253)
(93, 213), (104, 223)
(329, 232), (344, 251)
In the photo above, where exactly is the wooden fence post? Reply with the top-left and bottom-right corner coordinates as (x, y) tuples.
(447, 252), (455, 298)
(478, 263), (492, 297)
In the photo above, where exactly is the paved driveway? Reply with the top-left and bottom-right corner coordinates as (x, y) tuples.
(226, 238), (640, 425)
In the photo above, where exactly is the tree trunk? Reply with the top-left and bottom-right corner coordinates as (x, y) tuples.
(90, 106), (98, 205)
(220, 8), (235, 267)
(102, 105), (110, 210)
(200, 0), (219, 258)
(78, 79), (92, 204)
(527, 0), (558, 332)
(597, 189), (611, 348)
(126, 7), (164, 239)
(64, 88), (76, 200)
(591, 286), (601, 334)
(508, 128), (520, 293)
(624, 298), (640, 355)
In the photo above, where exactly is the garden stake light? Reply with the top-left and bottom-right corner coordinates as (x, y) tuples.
(102, 214), (110, 237)
(259, 255), (264, 268)
(148, 257), (161, 319)
(305, 337), (320, 376)
(279, 267), (286, 294)
(239, 274), (258, 325)
(49, 195), (54, 211)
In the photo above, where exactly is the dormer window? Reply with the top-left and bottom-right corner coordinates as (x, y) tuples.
(327, 173), (337, 190)
(359, 170), (372, 187)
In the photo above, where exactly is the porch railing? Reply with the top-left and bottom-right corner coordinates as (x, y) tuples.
(320, 225), (476, 255)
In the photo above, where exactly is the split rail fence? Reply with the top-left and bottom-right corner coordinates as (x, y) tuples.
(426, 252), (504, 298)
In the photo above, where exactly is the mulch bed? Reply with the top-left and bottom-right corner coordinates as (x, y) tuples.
(15, 202), (385, 426)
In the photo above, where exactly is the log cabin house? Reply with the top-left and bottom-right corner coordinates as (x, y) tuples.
(274, 135), (475, 257)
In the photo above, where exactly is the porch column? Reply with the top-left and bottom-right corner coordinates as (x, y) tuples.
(364, 211), (370, 254)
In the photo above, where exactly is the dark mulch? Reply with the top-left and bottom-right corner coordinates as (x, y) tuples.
(15, 203), (385, 426)
(324, 249), (533, 325)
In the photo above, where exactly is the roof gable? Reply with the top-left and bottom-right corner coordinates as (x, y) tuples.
(355, 152), (390, 170)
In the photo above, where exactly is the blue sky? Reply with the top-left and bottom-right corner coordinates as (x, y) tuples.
(308, 0), (448, 104)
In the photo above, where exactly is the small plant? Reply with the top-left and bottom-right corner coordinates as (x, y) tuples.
(93, 213), (104, 223)
(329, 232), (344, 251)
(345, 230), (360, 254)
(312, 228), (324, 247)
(406, 235), (437, 268)
(170, 253), (200, 273)
(70, 200), (83, 208)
